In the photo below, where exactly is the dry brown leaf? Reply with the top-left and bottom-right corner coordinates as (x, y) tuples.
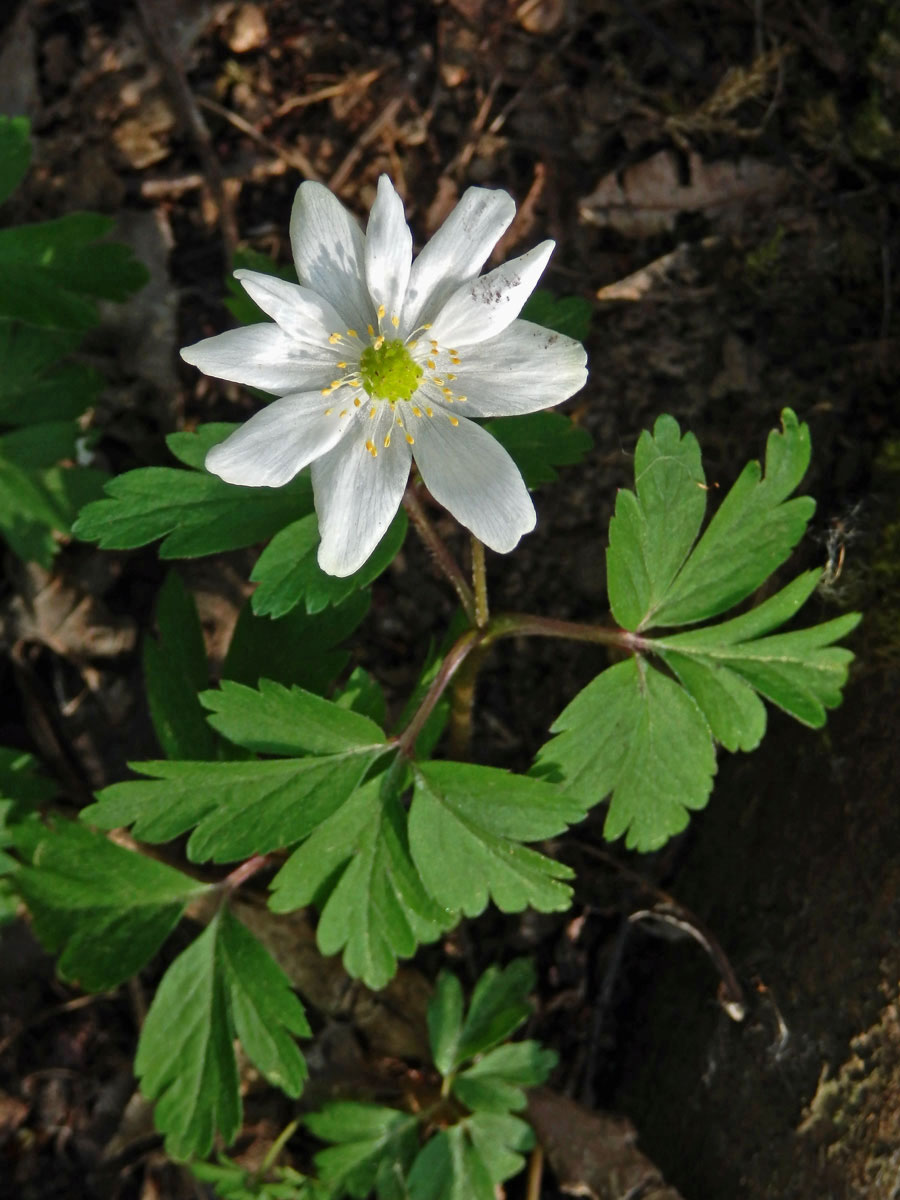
(516, 0), (567, 35)
(527, 1089), (686, 1200)
(581, 150), (787, 237)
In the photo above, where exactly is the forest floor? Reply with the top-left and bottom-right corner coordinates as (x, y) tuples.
(1, 0), (899, 1197)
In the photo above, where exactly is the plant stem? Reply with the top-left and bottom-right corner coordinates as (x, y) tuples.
(471, 536), (489, 628)
(403, 485), (477, 624)
(395, 612), (638, 759)
(396, 628), (484, 757)
(222, 853), (271, 892)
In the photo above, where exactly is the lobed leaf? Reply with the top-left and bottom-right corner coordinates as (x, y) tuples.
(136, 907), (309, 1159)
(452, 1041), (557, 1113)
(0, 321), (101, 426)
(83, 749), (386, 865)
(201, 678), (385, 757)
(606, 414), (706, 631)
(73, 465), (315, 557)
(250, 509), (407, 618)
(520, 287), (593, 342)
(408, 763), (586, 916)
(270, 777), (454, 990)
(533, 656), (716, 852)
(15, 820), (208, 990)
(307, 1102), (420, 1200)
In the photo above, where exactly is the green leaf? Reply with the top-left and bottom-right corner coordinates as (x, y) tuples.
(0, 746), (56, 806)
(223, 592), (369, 695)
(0, 212), (148, 331)
(270, 776), (455, 990)
(408, 763), (586, 916)
(0, 116), (31, 206)
(606, 414), (706, 631)
(0, 321), (100, 425)
(143, 571), (219, 760)
(306, 1102), (420, 1200)
(463, 1112), (535, 1186)
(533, 656), (716, 852)
(483, 411), (593, 488)
(201, 678), (385, 756)
(650, 408), (816, 627)
(429, 962), (538, 1077)
(650, 570), (860, 744)
(406, 1126), (494, 1200)
(0, 451), (73, 565)
(226, 249), (297, 326)
(192, 1156), (335, 1200)
(166, 423), (241, 470)
(520, 288), (592, 342)
(136, 907), (309, 1160)
(428, 971), (465, 1076)
(334, 666), (387, 728)
(73, 465), (315, 557)
(250, 509), (407, 618)
(83, 747), (386, 865)
(451, 959), (537, 1064)
(0, 421), (79, 467)
(15, 820), (208, 990)
(452, 1042), (556, 1113)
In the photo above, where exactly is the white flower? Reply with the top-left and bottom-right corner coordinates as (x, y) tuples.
(181, 176), (587, 577)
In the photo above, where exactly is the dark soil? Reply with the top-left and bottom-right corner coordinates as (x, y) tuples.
(1, 0), (899, 1197)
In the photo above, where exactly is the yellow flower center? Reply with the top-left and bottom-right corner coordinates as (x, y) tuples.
(358, 339), (423, 403)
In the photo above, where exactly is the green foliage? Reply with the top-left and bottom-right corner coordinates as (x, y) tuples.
(222, 593), (369, 695)
(535, 409), (860, 850)
(483, 411), (593, 488)
(136, 906), (310, 1160)
(408, 763), (586, 916)
(192, 1155), (334, 1200)
(225, 247), (297, 325)
(73, 439), (315, 557)
(0, 118), (147, 565)
(143, 571), (219, 760)
(15, 819), (208, 990)
(520, 287), (592, 342)
(308, 960), (553, 1200)
(0, 747), (54, 923)
(270, 776), (455, 990)
(250, 510), (407, 618)
(0, 116), (31, 206)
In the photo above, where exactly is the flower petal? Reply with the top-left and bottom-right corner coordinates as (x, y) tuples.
(205, 393), (353, 487)
(365, 176), (412, 325)
(290, 182), (373, 331)
(428, 241), (554, 348)
(444, 319), (587, 417)
(235, 269), (349, 350)
(400, 186), (516, 335)
(312, 405), (412, 577)
(409, 410), (535, 553)
(181, 324), (334, 395)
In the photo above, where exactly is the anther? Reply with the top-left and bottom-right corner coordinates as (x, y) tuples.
(346, 329), (359, 339)
(426, 407), (434, 417)
(442, 388), (453, 397)
(365, 439), (377, 457)
(373, 335), (385, 350)
(426, 360), (436, 370)
(367, 324), (375, 336)
(329, 333), (343, 345)
(324, 407), (333, 415)
(449, 415), (459, 426)
(406, 433), (415, 444)
(457, 395), (467, 403)
(391, 314), (399, 328)
(337, 361), (348, 368)
(378, 304), (386, 320)
(369, 407), (377, 419)
(447, 373), (457, 381)
(339, 409), (348, 418)
(412, 406), (422, 417)
(384, 433), (391, 448)
(354, 397), (362, 407)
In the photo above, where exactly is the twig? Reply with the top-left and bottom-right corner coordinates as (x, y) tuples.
(135, 0), (238, 254)
(328, 93), (406, 192)
(197, 95), (322, 182)
(273, 68), (384, 118)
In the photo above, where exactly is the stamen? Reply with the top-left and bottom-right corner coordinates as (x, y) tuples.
(346, 329), (359, 339)
(406, 339), (418, 349)
(329, 333), (343, 345)
(354, 397), (362, 407)
(373, 335), (385, 350)
(384, 433), (391, 448)
(337, 361), (348, 368)
(412, 406), (422, 417)
(442, 388), (453, 397)
(449, 415), (459, 426)
(330, 380), (342, 389)
(369, 407), (377, 419)
(324, 407), (333, 415)
(365, 439), (377, 457)
(321, 387), (333, 396)
(423, 323), (432, 330)
(447, 373), (457, 381)
(391, 314), (399, 328)
(426, 407), (434, 417)
(367, 324), (375, 336)
(405, 433), (415, 444)
(339, 409), (348, 418)
(426, 360), (436, 370)
(457, 395), (467, 403)
(378, 304), (386, 320)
